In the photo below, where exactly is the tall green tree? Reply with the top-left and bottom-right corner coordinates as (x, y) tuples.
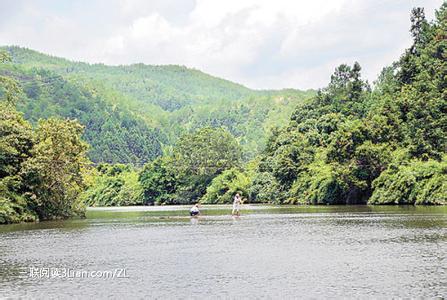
(173, 127), (242, 176)
(0, 51), (36, 223)
(139, 156), (178, 205)
(138, 127), (242, 204)
(21, 118), (89, 219)
(0, 105), (36, 223)
(172, 127), (242, 202)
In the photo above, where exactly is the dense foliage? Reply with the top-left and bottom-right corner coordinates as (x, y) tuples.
(21, 118), (89, 219)
(369, 157), (446, 205)
(0, 56), (90, 223)
(250, 5), (447, 205)
(0, 104), (36, 223)
(80, 164), (144, 206)
(201, 166), (253, 204)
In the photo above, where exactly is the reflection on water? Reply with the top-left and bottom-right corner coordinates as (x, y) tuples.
(0, 205), (446, 298)
(190, 216), (199, 225)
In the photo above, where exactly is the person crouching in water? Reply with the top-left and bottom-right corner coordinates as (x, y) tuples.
(232, 193), (242, 216)
(190, 203), (200, 217)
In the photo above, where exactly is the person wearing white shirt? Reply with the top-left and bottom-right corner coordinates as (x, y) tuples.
(232, 193), (242, 216)
(190, 203), (200, 216)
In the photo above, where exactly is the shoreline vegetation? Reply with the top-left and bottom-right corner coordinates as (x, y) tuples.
(1, 4), (446, 224)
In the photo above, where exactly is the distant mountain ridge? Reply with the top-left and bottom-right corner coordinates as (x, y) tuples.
(0, 46), (316, 164)
(4, 46), (254, 109)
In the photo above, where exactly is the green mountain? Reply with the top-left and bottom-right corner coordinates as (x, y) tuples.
(0, 46), (315, 164)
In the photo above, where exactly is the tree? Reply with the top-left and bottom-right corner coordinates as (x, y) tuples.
(81, 164), (144, 206)
(21, 118), (89, 219)
(171, 127), (242, 203)
(0, 51), (22, 106)
(369, 157), (446, 205)
(410, 7), (428, 54)
(138, 127), (243, 204)
(0, 52), (36, 223)
(201, 167), (252, 204)
(0, 105), (34, 179)
(0, 105), (36, 223)
(139, 156), (178, 205)
(173, 127), (242, 176)
(249, 171), (281, 203)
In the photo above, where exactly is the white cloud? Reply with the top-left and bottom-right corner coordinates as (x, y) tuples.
(0, 0), (444, 89)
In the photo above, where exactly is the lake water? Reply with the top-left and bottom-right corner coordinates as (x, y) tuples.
(0, 205), (446, 298)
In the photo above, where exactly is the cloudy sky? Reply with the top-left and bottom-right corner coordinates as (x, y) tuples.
(0, 0), (443, 90)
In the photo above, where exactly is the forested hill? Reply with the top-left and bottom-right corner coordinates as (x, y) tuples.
(4, 46), (254, 110)
(0, 46), (315, 163)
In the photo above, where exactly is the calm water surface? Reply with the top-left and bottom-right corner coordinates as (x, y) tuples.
(0, 205), (446, 298)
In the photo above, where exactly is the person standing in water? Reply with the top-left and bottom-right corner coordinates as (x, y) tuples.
(232, 193), (242, 216)
(190, 203), (200, 217)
